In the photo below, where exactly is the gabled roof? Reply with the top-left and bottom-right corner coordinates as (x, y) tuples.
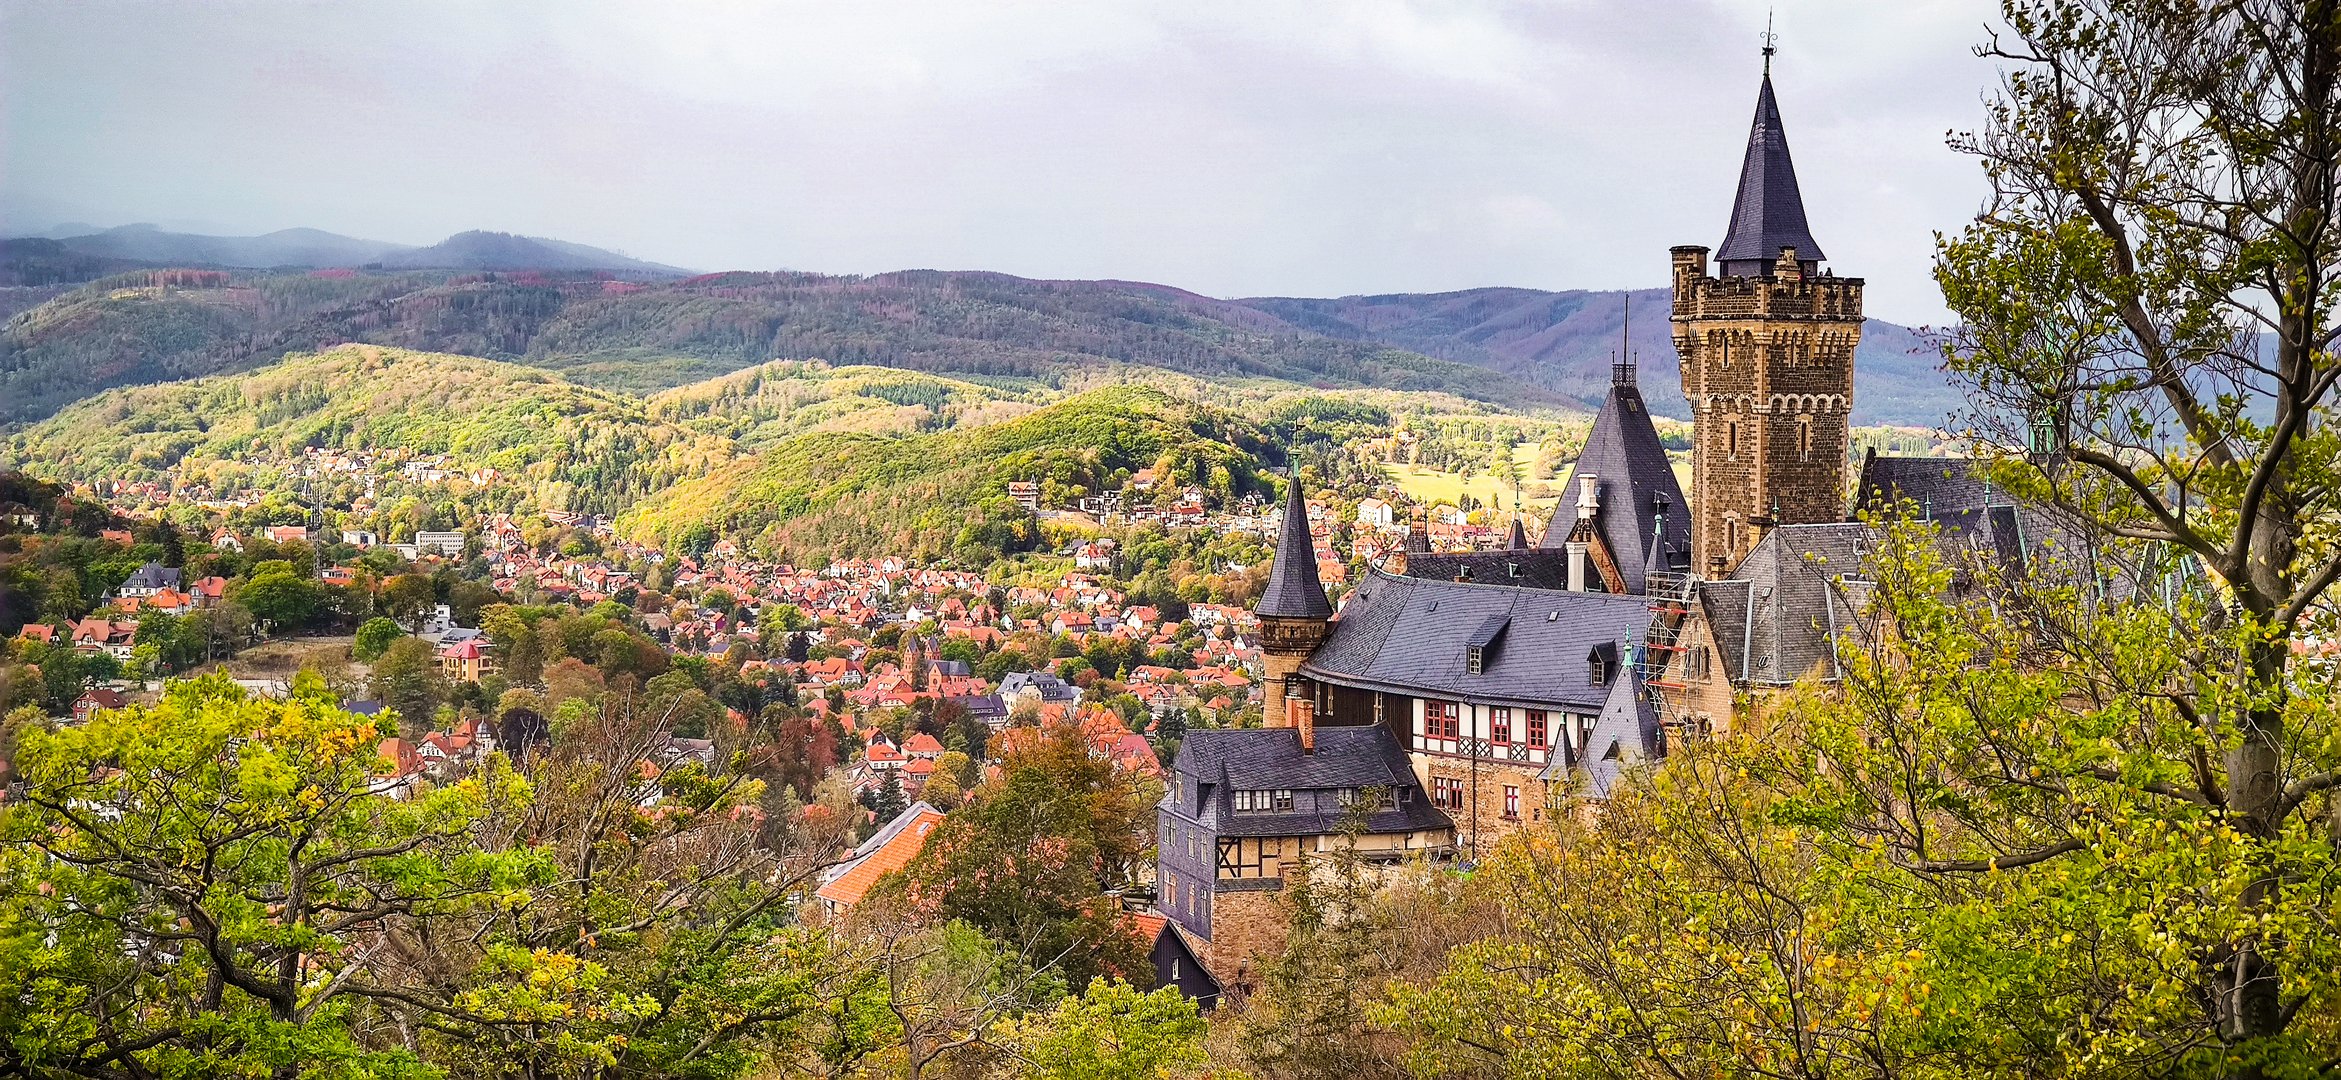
(1700, 522), (1879, 686)
(1256, 474), (1332, 620)
(1716, 73), (1827, 274)
(1539, 378), (1689, 594)
(816, 802), (946, 909)
(1567, 664), (1666, 797)
(1168, 726), (1451, 838)
(1303, 568), (1653, 712)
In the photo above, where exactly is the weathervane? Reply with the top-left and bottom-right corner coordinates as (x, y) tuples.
(1761, 9), (1777, 76)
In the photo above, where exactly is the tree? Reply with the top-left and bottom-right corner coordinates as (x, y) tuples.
(870, 768), (910, 825)
(1926, 0), (2341, 1067)
(891, 722), (1153, 992)
(0, 674), (538, 1077)
(369, 635), (444, 730)
(234, 564), (321, 631)
(992, 979), (1213, 1080)
(542, 656), (606, 718)
(352, 615), (403, 661)
(381, 573), (437, 625)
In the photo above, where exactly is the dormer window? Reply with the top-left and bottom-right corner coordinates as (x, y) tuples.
(1588, 641), (1620, 686)
(1466, 613), (1509, 675)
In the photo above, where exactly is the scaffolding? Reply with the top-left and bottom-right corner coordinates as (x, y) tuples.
(1637, 571), (1708, 743)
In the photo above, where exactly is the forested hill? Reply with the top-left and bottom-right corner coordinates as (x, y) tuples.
(5, 345), (738, 517)
(1240, 287), (1952, 427)
(623, 383), (1278, 565)
(0, 265), (1567, 423)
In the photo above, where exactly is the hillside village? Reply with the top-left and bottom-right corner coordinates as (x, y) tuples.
(5, 5), (2336, 1076)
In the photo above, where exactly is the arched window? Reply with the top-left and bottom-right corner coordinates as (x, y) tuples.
(1799, 415), (1814, 461)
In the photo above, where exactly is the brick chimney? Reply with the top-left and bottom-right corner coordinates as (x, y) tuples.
(1288, 697), (1316, 754)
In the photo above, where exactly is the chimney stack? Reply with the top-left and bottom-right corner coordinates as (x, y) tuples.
(1577, 474), (1601, 516)
(1290, 697), (1316, 754)
(1566, 540), (1590, 592)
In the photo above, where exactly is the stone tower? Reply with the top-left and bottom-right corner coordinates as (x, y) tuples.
(1255, 472), (1331, 726)
(1672, 63), (1864, 575)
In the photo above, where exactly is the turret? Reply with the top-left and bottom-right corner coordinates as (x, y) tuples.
(1673, 57), (1864, 575)
(1256, 471), (1332, 727)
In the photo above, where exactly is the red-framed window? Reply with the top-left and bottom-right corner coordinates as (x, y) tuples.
(1490, 707), (1511, 746)
(1502, 785), (1520, 819)
(1427, 701), (1461, 739)
(1526, 710), (1548, 749)
(1431, 776), (1464, 809)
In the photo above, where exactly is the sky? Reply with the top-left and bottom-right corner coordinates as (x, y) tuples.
(1, 0), (2007, 325)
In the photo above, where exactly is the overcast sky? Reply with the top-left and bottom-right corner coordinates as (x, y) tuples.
(2, 0), (2007, 324)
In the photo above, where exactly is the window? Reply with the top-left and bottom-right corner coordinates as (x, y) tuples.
(1490, 707), (1511, 746)
(1429, 701), (1461, 739)
(1173, 957), (1182, 980)
(1526, 710), (1548, 749)
(1507, 561), (1521, 579)
(1503, 785), (1520, 820)
(1687, 645), (1711, 680)
(1273, 789), (1295, 812)
(1465, 644), (1486, 675)
(1799, 415), (1814, 461)
(1233, 790), (1252, 813)
(1164, 875), (1176, 906)
(1727, 420), (1740, 461)
(1432, 776), (1464, 810)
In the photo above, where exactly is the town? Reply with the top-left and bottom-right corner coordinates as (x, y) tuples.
(4, 4), (2335, 1078)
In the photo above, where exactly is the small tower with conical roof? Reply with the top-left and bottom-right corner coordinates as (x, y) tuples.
(1672, 48), (1864, 575)
(1256, 471), (1332, 727)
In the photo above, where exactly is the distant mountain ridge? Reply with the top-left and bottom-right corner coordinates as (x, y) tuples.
(1237, 286), (1951, 427)
(18, 224), (684, 275)
(375, 231), (688, 275)
(0, 223), (1955, 426)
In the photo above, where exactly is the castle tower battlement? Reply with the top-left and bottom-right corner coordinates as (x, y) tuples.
(1672, 69), (1864, 576)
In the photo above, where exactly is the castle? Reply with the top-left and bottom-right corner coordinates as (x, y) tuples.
(1156, 59), (2051, 991)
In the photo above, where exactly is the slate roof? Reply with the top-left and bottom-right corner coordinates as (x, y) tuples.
(1700, 523), (1878, 686)
(1716, 73), (1827, 275)
(1539, 377), (1690, 594)
(1401, 549), (1573, 590)
(1169, 725), (1452, 838)
(1569, 665), (1667, 798)
(1256, 474), (1332, 619)
(121, 562), (182, 591)
(1304, 568), (1653, 712)
(1855, 452), (1994, 520)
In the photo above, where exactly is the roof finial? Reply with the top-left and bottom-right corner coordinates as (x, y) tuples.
(1761, 9), (1777, 77)
(1612, 292), (1636, 387)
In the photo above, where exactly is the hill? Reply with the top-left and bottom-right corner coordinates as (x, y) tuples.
(49, 224), (410, 269)
(0, 266), (1573, 424)
(624, 384), (1275, 565)
(646, 360), (1037, 446)
(1237, 287), (1955, 428)
(374, 230), (688, 275)
(2, 345), (737, 517)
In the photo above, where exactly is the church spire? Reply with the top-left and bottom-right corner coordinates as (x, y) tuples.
(1256, 470), (1332, 620)
(1715, 58), (1825, 278)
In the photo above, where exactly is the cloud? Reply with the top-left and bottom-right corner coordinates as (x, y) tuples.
(0, 0), (2002, 323)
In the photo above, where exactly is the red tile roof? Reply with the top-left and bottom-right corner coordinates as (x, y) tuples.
(815, 806), (946, 909)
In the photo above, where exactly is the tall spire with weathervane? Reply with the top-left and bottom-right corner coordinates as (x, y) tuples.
(1256, 468), (1332, 727)
(1671, 31), (1866, 576)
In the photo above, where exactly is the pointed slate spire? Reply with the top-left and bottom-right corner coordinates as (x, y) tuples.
(1715, 72), (1826, 277)
(1507, 515), (1530, 551)
(1256, 471), (1332, 620)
